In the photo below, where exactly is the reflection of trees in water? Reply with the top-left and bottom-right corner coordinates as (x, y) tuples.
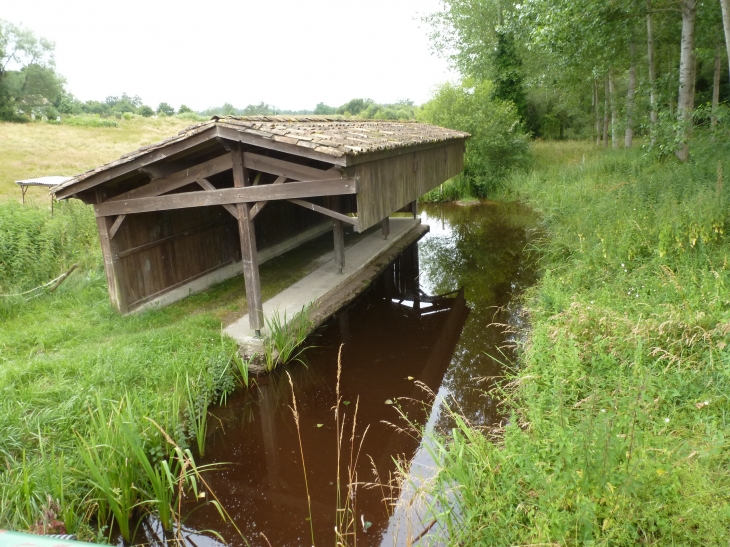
(419, 202), (540, 427)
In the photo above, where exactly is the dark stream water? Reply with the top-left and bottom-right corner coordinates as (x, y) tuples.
(136, 202), (539, 547)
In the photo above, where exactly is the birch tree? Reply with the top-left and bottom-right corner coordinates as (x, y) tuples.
(675, 0), (696, 162)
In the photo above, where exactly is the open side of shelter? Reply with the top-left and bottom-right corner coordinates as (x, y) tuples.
(53, 116), (468, 336)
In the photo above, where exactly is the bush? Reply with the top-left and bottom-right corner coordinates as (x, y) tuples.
(0, 200), (99, 294)
(418, 79), (530, 198)
(62, 115), (119, 128)
(137, 105), (154, 117)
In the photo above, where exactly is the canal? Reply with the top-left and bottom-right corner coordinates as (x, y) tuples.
(137, 201), (539, 547)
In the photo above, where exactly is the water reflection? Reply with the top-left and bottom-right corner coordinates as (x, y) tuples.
(136, 202), (538, 547)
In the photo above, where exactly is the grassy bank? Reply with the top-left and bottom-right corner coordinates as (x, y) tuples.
(428, 137), (730, 545)
(0, 196), (352, 539)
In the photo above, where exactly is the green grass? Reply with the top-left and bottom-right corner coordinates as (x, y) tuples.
(0, 199), (355, 537)
(426, 135), (730, 545)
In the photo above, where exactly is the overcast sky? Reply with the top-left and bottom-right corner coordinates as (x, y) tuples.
(4, 0), (455, 111)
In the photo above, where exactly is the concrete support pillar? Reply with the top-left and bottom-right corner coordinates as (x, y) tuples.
(333, 219), (345, 274)
(232, 143), (263, 335)
(410, 200), (418, 218)
(382, 216), (390, 239)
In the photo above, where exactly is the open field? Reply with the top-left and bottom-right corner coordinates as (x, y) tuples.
(0, 117), (194, 204)
(427, 137), (730, 545)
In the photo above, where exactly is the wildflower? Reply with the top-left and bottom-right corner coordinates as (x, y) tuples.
(664, 418), (670, 423)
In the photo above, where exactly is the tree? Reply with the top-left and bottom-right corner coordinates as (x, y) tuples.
(0, 19), (65, 119)
(722, 0), (730, 82)
(676, 0), (697, 161)
(314, 102), (336, 114)
(178, 104), (192, 114)
(157, 102), (174, 116)
(336, 98), (374, 115)
(491, 31), (527, 121)
(137, 105), (154, 117)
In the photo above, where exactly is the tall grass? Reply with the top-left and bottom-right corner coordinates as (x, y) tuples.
(262, 306), (313, 372)
(425, 135), (730, 545)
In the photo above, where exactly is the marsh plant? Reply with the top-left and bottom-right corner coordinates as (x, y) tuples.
(77, 393), (230, 543)
(262, 305), (314, 372)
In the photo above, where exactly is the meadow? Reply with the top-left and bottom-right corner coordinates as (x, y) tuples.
(427, 135), (730, 545)
(0, 116), (194, 203)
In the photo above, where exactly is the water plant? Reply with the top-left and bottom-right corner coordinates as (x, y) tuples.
(185, 373), (209, 458)
(262, 305), (313, 372)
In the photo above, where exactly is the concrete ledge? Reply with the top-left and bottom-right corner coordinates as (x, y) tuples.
(134, 221), (332, 313)
(224, 217), (429, 354)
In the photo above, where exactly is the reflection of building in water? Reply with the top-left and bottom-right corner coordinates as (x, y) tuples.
(161, 242), (469, 547)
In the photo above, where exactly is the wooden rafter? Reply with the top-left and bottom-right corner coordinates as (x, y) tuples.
(94, 178), (357, 217)
(54, 126), (220, 200)
(288, 199), (359, 228)
(110, 153), (234, 202)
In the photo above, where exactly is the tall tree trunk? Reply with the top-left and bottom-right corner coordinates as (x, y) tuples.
(647, 0), (658, 144)
(676, 0), (696, 162)
(721, 0), (730, 84)
(603, 77), (610, 147)
(593, 80), (601, 146)
(609, 70), (618, 149)
(712, 43), (722, 129)
(626, 39), (637, 148)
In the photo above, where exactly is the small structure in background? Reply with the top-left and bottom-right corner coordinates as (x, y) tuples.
(52, 116), (468, 339)
(16, 176), (72, 214)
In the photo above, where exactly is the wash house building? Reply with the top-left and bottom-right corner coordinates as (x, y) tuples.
(53, 116), (468, 334)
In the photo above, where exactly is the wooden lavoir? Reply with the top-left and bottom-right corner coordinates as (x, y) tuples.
(53, 116), (468, 332)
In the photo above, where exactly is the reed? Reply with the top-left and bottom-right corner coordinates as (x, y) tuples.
(262, 306), (313, 372)
(185, 373), (209, 458)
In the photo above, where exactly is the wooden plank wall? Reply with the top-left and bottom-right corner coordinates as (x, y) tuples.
(354, 140), (465, 231)
(113, 198), (329, 312)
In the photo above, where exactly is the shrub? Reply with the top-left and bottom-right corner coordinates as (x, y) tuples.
(418, 79), (530, 198)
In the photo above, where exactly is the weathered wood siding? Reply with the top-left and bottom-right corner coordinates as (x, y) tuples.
(112, 199), (328, 312)
(354, 140), (465, 231)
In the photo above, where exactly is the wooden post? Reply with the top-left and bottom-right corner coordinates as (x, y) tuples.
(21, 185), (27, 204)
(231, 143), (264, 335)
(333, 219), (345, 274)
(410, 200), (418, 218)
(95, 190), (127, 314)
(382, 216), (390, 239)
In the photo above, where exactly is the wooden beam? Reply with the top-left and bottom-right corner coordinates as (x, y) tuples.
(55, 126), (219, 200)
(288, 198), (359, 227)
(243, 152), (339, 182)
(333, 219), (345, 274)
(196, 178), (239, 219)
(249, 175), (286, 220)
(95, 190), (127, 313)
(109, 153), (233, 202)
(94, 178), (357, 217)
(217, 125), (348, 166)
(232, 143), (263, 333)
(109, 214), (126, 239)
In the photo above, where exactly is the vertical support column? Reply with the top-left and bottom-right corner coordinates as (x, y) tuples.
(333, 219), (345, 274)
(381, 216), (390, 239)
(94, 190), (127, 314)
(231, 143), (263, 336)
(410, 200), (418, 219)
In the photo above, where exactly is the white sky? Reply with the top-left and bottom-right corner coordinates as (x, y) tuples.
(3, 0), (455, 112)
